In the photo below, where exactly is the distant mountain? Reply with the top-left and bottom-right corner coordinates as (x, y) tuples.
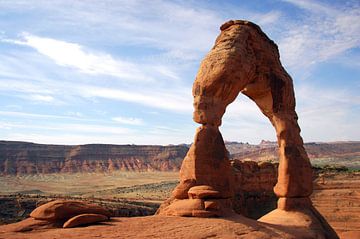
(0, 140), (359, 175)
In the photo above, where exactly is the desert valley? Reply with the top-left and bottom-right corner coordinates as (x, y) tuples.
(1, 140), (359, 238)
(1, 1), (360, 238)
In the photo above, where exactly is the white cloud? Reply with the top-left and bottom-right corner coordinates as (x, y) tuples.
(4, 33), (151, 81)
(65, 111), (83, 117)
(295, 84), (360, 142)
(28, 94), (55, 102)
(221, 95), (276, 143)
(282, 0), (336, 14)
(0, 120), (131, 135)
(256, 11), (282, 26)
(279, 0), (360, 70)
(0, 0), (359, 145)
(80, 85), (192, 113)
(0, 110), (75, 120)
(112, 116), (144, 125)
(2, 133), (125, 145)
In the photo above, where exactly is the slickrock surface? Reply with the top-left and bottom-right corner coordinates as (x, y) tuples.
(0, 214), (339, 239)
(312, 173), (360, 239)
(1, 218), (60, 232)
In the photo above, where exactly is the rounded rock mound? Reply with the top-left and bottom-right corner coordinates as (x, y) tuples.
(30, 200), (111, 221)
(63, 214), (109, 228)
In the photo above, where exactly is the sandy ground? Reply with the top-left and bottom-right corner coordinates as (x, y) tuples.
(0, 172), (179, 195)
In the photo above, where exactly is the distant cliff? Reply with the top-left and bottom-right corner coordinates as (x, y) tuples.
(0, 141), (188, 175)
(1, 140), (359, 175)
(230, 141), (360, 163)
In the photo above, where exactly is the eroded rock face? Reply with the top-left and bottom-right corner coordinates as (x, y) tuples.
(0, 142), (187, 174)
(157, 19), (338, 238)
(157, 125), (234, 216)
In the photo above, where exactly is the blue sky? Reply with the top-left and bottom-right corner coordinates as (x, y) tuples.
(0, 0), (359, 145)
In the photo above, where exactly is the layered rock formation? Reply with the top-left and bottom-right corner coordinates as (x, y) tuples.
(1, 140), (359, 176)
(232, 160), (278, 218)
(157, 20), (339, 238)
(0, 141), (187, 175)
(231, 141), (360, 163)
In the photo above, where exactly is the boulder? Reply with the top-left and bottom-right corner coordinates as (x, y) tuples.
(171, 179), (196, 199)
(188, 185), (222, 199)
(159, 199), (205, 217)
(30, 200), (111, 221)
(63, 213), (109, 228)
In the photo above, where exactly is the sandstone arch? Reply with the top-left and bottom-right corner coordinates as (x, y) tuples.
(192, 20), (313, 202)
(157, 21), (338, 238)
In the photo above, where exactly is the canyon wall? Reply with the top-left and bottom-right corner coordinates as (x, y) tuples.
(0, 141), (188, 175)
(231, 141), (360, 162)
(1, 141), (359, 175)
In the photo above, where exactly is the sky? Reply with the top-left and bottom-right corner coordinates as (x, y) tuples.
(0, 0), (359, 145)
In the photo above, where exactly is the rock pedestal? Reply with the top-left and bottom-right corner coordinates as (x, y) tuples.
(157, 19), (338, 238)
(157, 125), (234, 217)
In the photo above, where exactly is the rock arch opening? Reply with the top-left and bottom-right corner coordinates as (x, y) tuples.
(221, 94), (275, 145)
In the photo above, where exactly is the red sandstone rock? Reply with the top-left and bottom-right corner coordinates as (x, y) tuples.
(191, 210), (217, 218)
(159, 199), (205, 217)
(179, 125), (234, 198)
(338, 231), (360, 239)
(232, 160), (278, 192)
(171, 178), (196, 199)
(188, 185), (222, 199)
(277, 197), (312, 210)
(157, 125), (234, 216)
(0, 142), (187, 174)
(4, 218), (60, 232)
(258, 207), (339, 239)
(63, 214), (108, 228)
(193, 19), (313, 199)
(30, 200), (111, 221)
(158, 19), (316, 217)
(0, 214), (341, 239)
(204, 200), (220, 211)
(159, 19), (336, 237)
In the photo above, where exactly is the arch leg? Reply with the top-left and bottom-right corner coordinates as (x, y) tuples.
(271, 111), (313, 208)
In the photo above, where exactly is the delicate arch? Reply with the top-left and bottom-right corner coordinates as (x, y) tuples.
(158, 20), (313, 217)
(193, 20), (313, 199)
